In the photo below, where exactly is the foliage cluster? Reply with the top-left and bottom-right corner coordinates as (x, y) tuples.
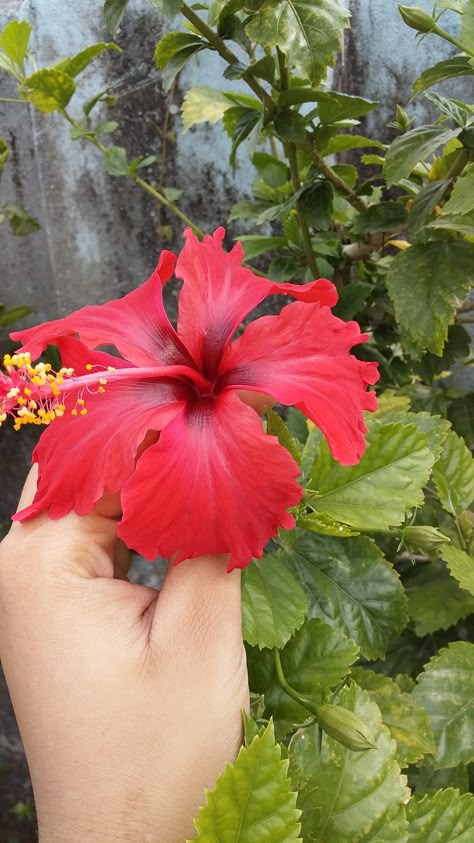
(1, 0), (474, 839)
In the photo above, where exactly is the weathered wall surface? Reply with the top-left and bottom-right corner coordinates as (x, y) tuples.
(0, 0), (470, 522)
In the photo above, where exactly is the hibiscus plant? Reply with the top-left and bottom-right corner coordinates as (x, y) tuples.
(1, 1), (474, 840)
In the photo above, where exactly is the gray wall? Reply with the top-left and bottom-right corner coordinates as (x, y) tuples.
(0, 0), (470, 517)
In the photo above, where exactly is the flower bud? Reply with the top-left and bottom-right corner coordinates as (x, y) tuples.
(402, 525), (449, 553)
(317, 704), (377, 752)
(398, 5), (437, 33)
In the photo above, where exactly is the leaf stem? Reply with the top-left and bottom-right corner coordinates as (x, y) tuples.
(273, 647), (319, 718)
(0, 97), (28, 104)
(307, 143), (368, 213)
(276, 49), (319, 277)
(433, 23), (474, 58)
(180, 3), (275, 115)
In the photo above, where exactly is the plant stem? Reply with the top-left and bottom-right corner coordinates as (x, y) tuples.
(0, 97), (28, 104)
(433, 23), (474, 58)
(307, 143), (368, 213)
(180, 3), (275, 114)
(276, 48), (319, 277)
(273, 648), (319, 718)
(134, 175), (205, 235)
(62, 109), (204, 236)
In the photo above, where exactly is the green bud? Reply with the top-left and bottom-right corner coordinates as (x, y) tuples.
(317, 704), (377, 752)
(396, 104), (411, 132)
(398, 5), (437, 33)
(402, 526), (449, 554)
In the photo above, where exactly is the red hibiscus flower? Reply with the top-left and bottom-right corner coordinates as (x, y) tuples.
(3, 227), (378, 570)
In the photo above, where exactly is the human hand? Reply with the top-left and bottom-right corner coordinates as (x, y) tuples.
(0, 467), (249, 843)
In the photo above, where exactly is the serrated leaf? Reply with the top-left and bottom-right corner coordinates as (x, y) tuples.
(103, 0), (129, 35)
(242, 554), (308, 649)
(385, 239), (474, 357)
(238, 234), (287, 260)
(370, 411), (450, 460)
(352, 668), (436, 767)
(55, 43), (121, 78)
(299, 181), (333, 229)
(324, 133), (385, 155)
(407, 179), (450, 237)
(0, 20), (31, 67)
(461, 0), (474, 51)
(283, 532), (408, 659)
(289, 684), (410, 843)
(182, 85), (233, 131)
(317, 91), (379, 124)
(21, 67), (76, 113)
(384, 126), (460, 186)
(296, 511), (359, 536)
(249, 618), (358, 731)
(103, 145), (129, 176)
(333, 281), (372, 320)
(433, 429), (474, 515)
(245, 0), (350, 84)
(352, 201), (407, 235)
(407, 789), (474, 841)
(442, 162), (474, 216)
(406, 562), (474, 636)
(0, 202), (40, 235)
(252, 152), (289, 188)
(155, 32), (204, 91)
(412, 641), (474, 768)
(267, 408), (302, 466)
(191, 721), (301, 842)
(308, 421), (434, 531)
(410, 760), (470, 795)
(443, 544), (474, 596)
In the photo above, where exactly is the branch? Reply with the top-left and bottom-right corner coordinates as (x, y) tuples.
(307, 143), (368, 213)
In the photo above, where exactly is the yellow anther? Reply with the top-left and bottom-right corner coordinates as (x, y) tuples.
(3, 354), (12, 367)
(17, 396), (26, 406)
(107, 366), (116, 372)
(71, 409), (78, 416)
(99, 378), (107, 385)
(0, 412), (6, 423)
(54, 407), (64, 417)
(6, 387), (20, 399)
(28, 400), (38, 410)
(98, 386), (106, 393)
(24, 387), (32, 396)
(77, 398), (85, 406)
(80, 408), (88, 416)
(85, 364), (93, 371)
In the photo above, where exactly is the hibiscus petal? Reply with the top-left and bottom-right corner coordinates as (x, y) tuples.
(218, 302), (379, 466)
(11, 250), (194, 368)
(14, 339), (190, 522)
(175, 227), (338, 377)
(118, 391), (302, 570)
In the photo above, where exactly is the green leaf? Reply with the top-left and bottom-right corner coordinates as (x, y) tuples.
(191, 720), (301, 842)
(103, 0), (130, 35)
(317, 91), (379, 124)
(308, 421), (434, 531)
(238, 234), (287, 260)
(0, 137), (9, 178)
(296, 511), (359, 536)
(333, 281), (372, 320)
(289, 684), (410, 843)
(149, 0), (182, 17)
(21, 67), (76, 113)
(386, 240), (474, 357)
(324, 133), (385, 155)
(181, 85), (233, 131)
(352, 668), (436, 767)
(443, 544), (474, 596)
(250, 618), (358, 730)
(433, 429), (474, 515)
(407, 562), (474, 636)
(461, 0), (474, 51)
(412, 56), (474, 96)
(0, 202), (40, 235)
(299, 181), (333, 229)
(252, 152), (289, 188)
(448, 392), (474, 450)
(274, 110), (308, 144)
(266, 408), (302, 466)
(410, 760), (470, 795)
(370, 411), (450, 461)
(407, 789), (474, 842)
(82, 86), (117, 117)
(413, 641), (474, 768)
(442, 162), (474, 215)
(407, 179), (451, 237)
(245, 0), (350, 84)
(384, 126), (461, 186)
(352, 201), (407, 235)
(155, 32), (204, 91)
(241, 554), (308, 649)
(283, 532), (408, 660)
(55, 43), (121, 78)
(0, 305), (32, 326)
(103, 145), (129, 176)
(0, 20), (31, 67)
